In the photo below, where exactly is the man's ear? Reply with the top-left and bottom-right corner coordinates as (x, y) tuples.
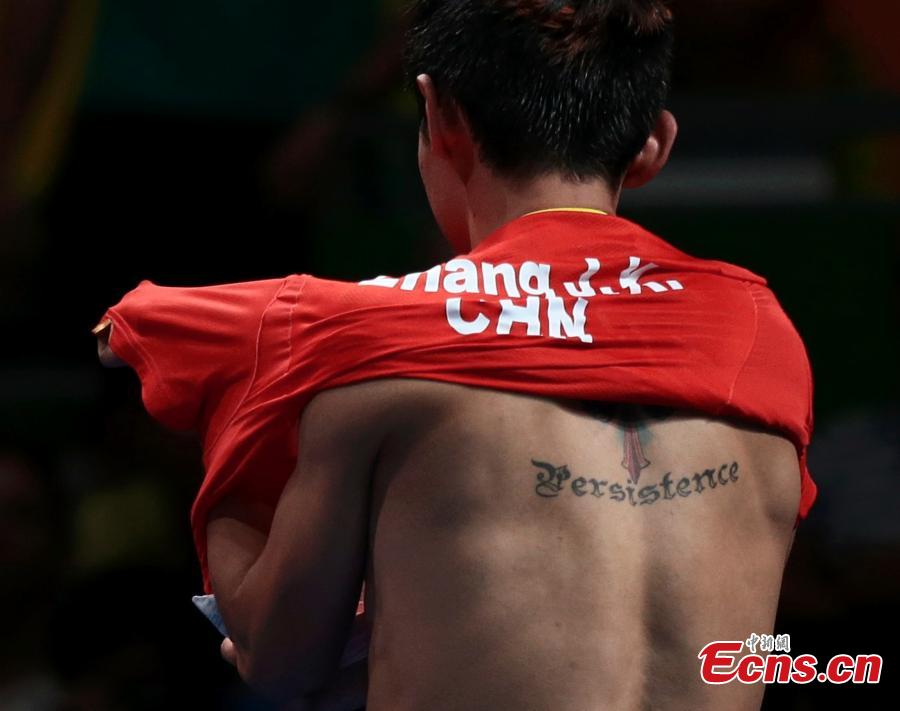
(622, 110), (678, 189)
(416, 73), (474, 180)
(417, 74), (449, 158)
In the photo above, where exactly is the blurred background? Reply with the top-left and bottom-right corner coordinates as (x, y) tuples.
(1, 0), (897, 708)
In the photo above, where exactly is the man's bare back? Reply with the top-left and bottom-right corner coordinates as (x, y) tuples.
(104, 291), (805, 709)
(357, 378), (800, 710)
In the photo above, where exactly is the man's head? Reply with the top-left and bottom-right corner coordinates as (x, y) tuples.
(404, 0), (677, 251)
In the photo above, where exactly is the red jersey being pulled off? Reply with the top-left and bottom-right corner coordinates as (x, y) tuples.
(97, 211), (816, 593)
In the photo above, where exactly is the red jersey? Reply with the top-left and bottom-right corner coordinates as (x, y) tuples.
(97, 210), (816, 594)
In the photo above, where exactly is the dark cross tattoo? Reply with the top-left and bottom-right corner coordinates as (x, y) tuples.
(577, 401), (674, 486)
(621, 426), (650, 484)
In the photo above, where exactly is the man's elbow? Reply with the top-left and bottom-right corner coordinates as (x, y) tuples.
(237, 638), (341, 702)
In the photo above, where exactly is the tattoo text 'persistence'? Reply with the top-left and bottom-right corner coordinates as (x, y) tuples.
(530, 459), (740, 506)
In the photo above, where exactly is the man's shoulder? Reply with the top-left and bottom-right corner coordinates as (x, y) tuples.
(301, 378), (424, 447)
(302, 378), (511, 450)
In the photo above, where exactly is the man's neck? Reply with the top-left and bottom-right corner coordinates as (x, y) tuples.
(466, 169), (621, 250)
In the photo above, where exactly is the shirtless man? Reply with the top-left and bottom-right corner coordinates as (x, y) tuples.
(96, 2), (812, 709)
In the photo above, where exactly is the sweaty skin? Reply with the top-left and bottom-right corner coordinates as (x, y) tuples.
(356, 379), (800, 711)
(210, 377), (799, 710)
(99, 311), (800, 709)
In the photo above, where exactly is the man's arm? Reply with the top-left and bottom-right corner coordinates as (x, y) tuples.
(97, 322), (376, 705)
(206, 383), (386, 702)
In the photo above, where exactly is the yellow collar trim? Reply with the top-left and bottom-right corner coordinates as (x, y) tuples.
(522, 207), (610, 217)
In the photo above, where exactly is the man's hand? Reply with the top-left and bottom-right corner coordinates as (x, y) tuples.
(221, 637), (238, 666)
(93, 319), (127, 368)
(220, 637), (367, 711)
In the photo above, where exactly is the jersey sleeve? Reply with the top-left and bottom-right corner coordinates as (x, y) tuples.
(728, 282), (817, 522)
(95, 277), (289, 435)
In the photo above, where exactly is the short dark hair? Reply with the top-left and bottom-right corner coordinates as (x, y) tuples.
(404, 0), (674, 184)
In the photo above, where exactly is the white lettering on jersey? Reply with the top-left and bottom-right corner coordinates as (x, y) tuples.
(564, 258), (601, 298)
(548, 294), (592, 343)
(424, 265), (442, 293)
(481, 262), (521, 297)
(443, 259), (481, 294)
(619, 257), (659, 295)
(359, 254), (685, 342)
(446, 298), (490, 335)
(519, 262), (553, 296)
(358, 275), (400, 288)
(498, 297), (542, 336)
